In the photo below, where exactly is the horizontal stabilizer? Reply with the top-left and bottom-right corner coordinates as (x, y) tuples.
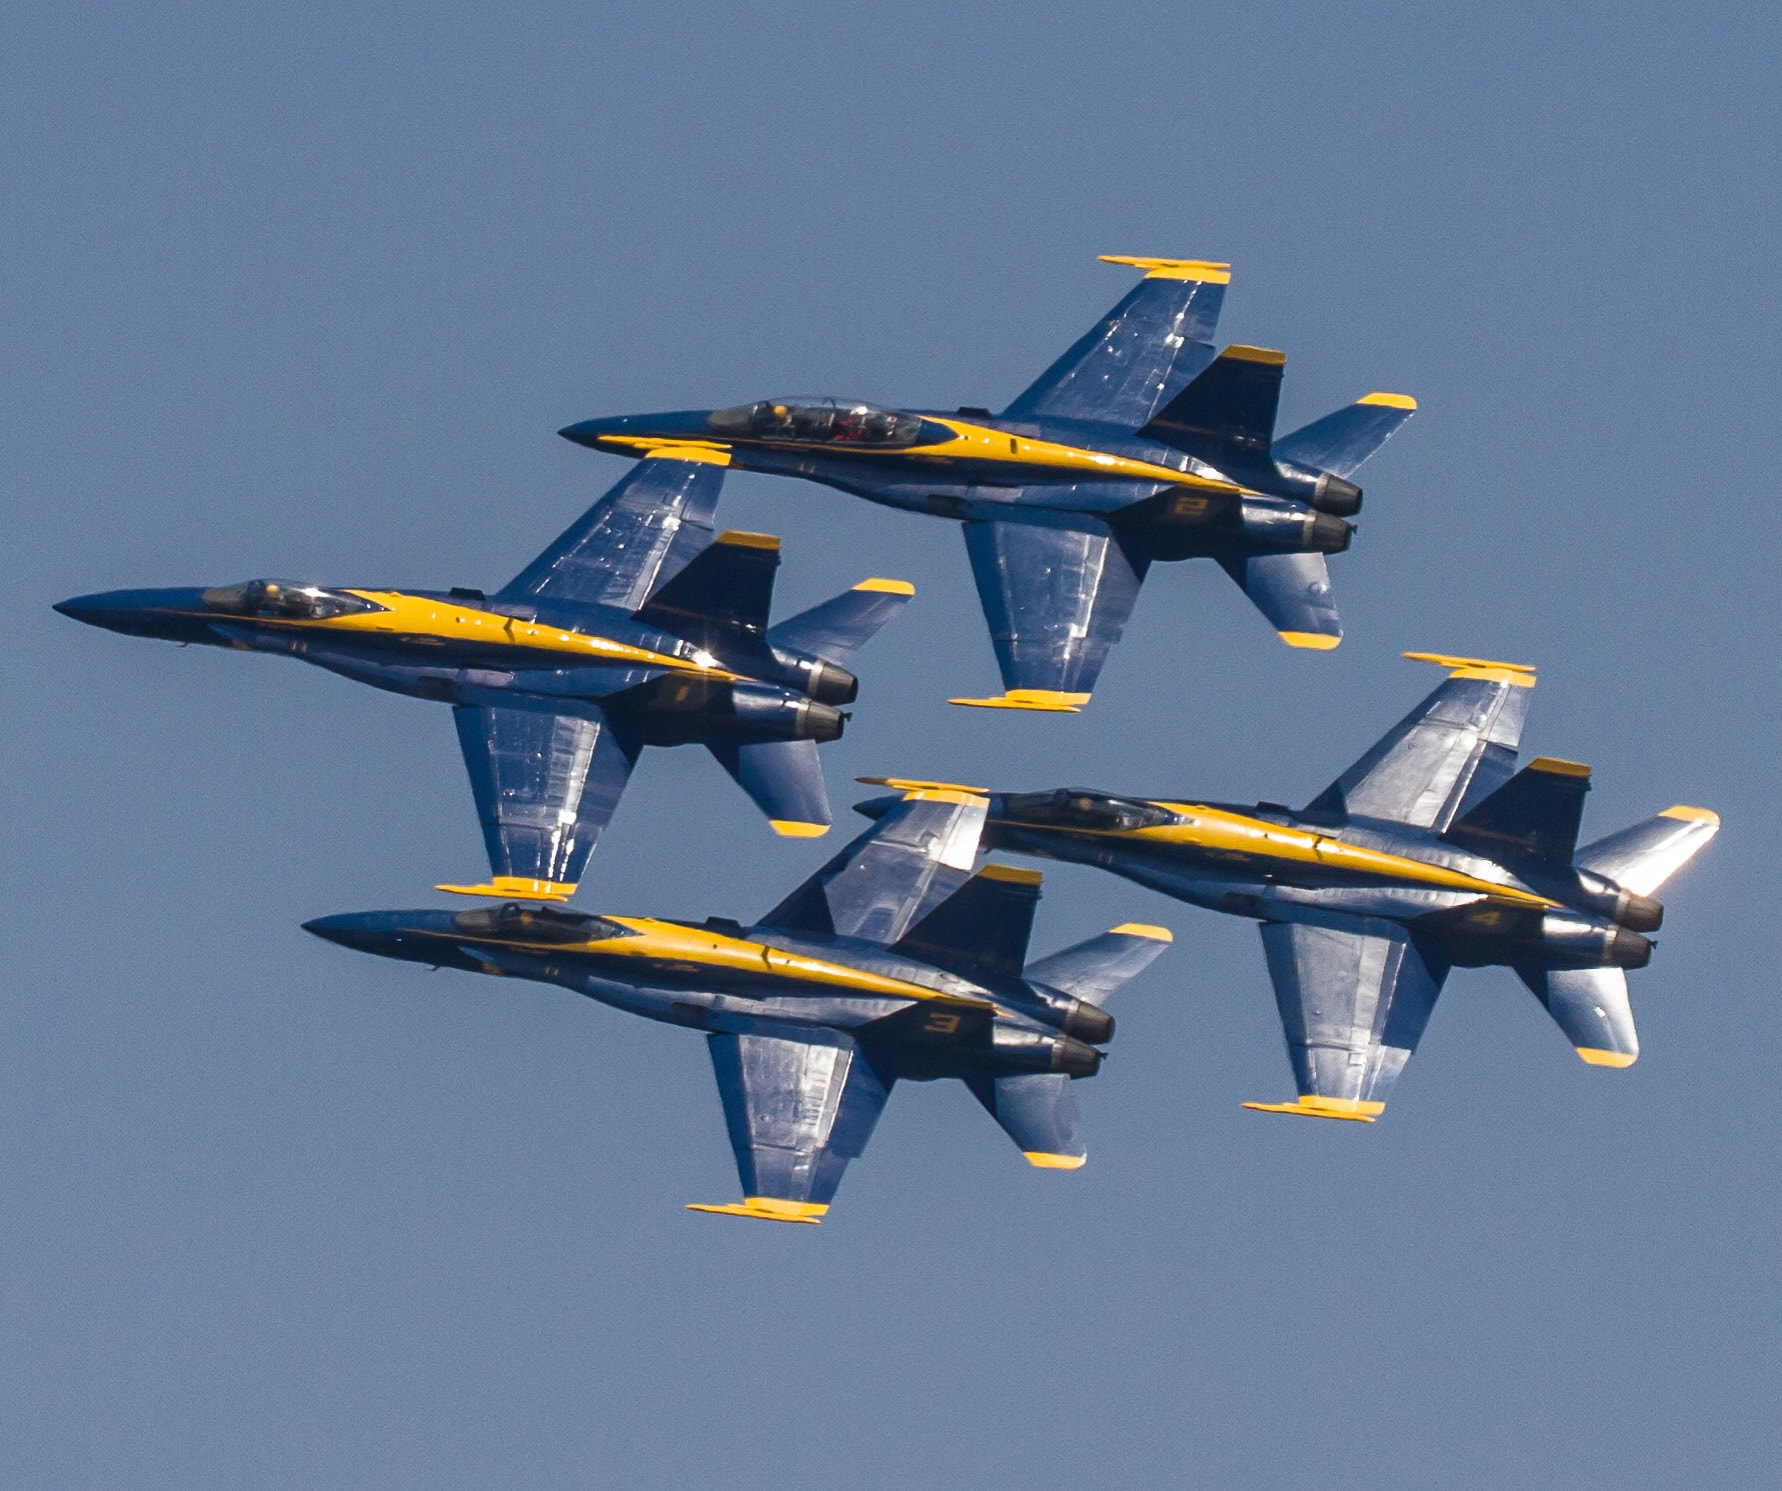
(708, 739), (831, 837)
(1444, 756), (1591, 863)
(1137, 344), (1284, 467)
(1022, 923), (1172, 1007)
(967, 1073), (1085, 1168)
(1518, 966), (1639, 1067)
(1219, 550), (1341, 650)
(632, 530), (780, 654)
(1574, 806), (1720, 896)
(1272, 393), (1416, 479)
(765, 577), (913, 665)
(888, 864), (1043, 986)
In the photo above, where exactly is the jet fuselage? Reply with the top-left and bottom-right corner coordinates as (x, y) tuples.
(968, 789), (1659, 973)
(560, 403), (1354, 560)
(304, 902), (1110, 1081)
(55, 582), (846, 746)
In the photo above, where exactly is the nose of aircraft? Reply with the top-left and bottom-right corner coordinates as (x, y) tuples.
(302, 912), (403, 955)
(558, 411), (715, 449)
(53, 587), (207, 639)
(54, 590), (141, 630)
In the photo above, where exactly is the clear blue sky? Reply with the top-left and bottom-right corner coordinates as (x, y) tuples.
(5, 2), (1778, 1486)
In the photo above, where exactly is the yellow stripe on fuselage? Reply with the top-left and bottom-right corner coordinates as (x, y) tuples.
(1038, 803), (1557, 908)
(253, 591), (734, 677)
(896, 417), (1242, 491)
(464, 915), (997, 1006)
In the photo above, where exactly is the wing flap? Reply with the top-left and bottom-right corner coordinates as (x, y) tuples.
(952, 518), (1149, 709)
(1246, 919), (1448, 1119)
(691, 1028), (894, 1221)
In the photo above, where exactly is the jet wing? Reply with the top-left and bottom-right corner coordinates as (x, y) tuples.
(1244, 918), (1449, 1121)
(437, 704), (640, 900)
(1305, 653), (1536, 830)
(688, 1028), (894, 1223)
(496, 453), (726, 611)
(1001, 256), (1229, 429)
(758, 785), (986, 944)
(950, 517), (1150, 711)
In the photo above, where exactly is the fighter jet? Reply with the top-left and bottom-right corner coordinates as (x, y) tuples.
(860, 655), (1719, 1119)
(305, 783), (1172, 1221)
(561, 255), (1414, 711)
(56, 453), (911, 899)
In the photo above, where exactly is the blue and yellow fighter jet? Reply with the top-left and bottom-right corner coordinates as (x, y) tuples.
(861, 655), (1719, 1119)
(305, 783), (1172, 1221)
(56, 454), (912, 898)
(561, 255), (1415, 711)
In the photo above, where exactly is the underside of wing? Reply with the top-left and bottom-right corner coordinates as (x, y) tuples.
(951, 517), (1150, 711)
(496, 455), (726, 612)
(689, 1027), (894, 1223)
(1001, 256), (1229, 429)
(1245, 918), (1449, 1121)
(1306, 654), (1537, 830)
(439, 705), (640, 900)
(758, 786), (986, 944)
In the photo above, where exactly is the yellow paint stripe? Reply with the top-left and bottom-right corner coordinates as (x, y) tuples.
(1223, 344), (1286, 366)
(1576, 1048), (1638, 1068)
(1659, 805), (1719, 825)
(852, 577), (914, 595)
(714, 529), (779, 551)
(920, 416), (1242, 491)
(597, 435), (734, 463)
(979, 864), (1043, 885)
(1403, 650), (1537, 686)
(1359, 391), (1417, 410)
(1280, 631), (1342, 650)
(857, 775), (988, 794)
(1023, 1152), (1087, 1170)
(1109, 922), (1172, 942)
(769, 820), (829, 838)
(1243, 1096), (1383, 1122)
(686, 1199), (826, 1223)
(1098, 254), (1232, 284)
(435, 876), (576, 901)
(1528, 756), (1591, 778)
(948, 689), (1089, 713)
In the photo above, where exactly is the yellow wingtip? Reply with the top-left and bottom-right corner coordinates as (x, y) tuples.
(1576, 1048), (1638, 1068)
(1528, 756), (1592, 779)
(1109, 922), (1173, 942)
(769, 820), (830, 839)
(434, 876), (576, 902)
(1403, 651), (1537, 685)
(1098, 254), (1231, 284)
(714, 529), (781, 551)
(948, 689), (1089, 713)
(1659, 805), (1720, 826)
(1279, 631), (1342, 650)
(978, 864), (1043, 886)
(1222, 344), (1286, 366)
(1243, 1096), (1383, 1122)
(851, 577), (915, 595)
(856, 775), (988, 795)
(686, 1198), (827, 1223)
(1023, 1151), (1087, 1170)
(1358, 391), (1417, 410)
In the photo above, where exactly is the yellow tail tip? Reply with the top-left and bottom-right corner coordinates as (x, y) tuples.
(1576, 1048), (1638, 1068)
(1403, 651), (1537, 685)
(1280, 631), (1342, 650)
(1358, 391), (1417, 410)
(769, 820), (830, 838)
(713, 529), (781, 550)
(1023, 1151), (1087, 1169)
(852, 577), (915, 595)
(1109, 922), (1173, 942)
(1659, 805), (1720, 826)
(1098, 254), (1231, 284)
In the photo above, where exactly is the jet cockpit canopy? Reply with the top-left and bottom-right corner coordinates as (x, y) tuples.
(451, 903), (633, 945)
(707, 398), (925, 448)
(199, 580), (385, 622)
(1000, 789), (1179, 834)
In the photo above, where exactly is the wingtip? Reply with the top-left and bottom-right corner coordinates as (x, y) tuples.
(1098, 254), (1231, 284)
(435, 877), (576, 902)
(1358, 391), (1417, 410)
(1242, 1096), (1382, 1122)
(1109, 922), (1173, 942)
(1279, 631), (1342, 651)
(713, 529), (781, 551)
(1659, 805), (1720, 827)
(852, 577), (915, 596)
(947, 689), (1089, 713)
(686, 1199), (827, 1224)
(769, 820), (831, 839)
(1575, 1048), (1638, 1068)
(1023, 1151), (1087, 1170)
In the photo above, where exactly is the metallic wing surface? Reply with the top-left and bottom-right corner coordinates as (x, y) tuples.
(443, 705), (640, 900)
(1001, 256), (1230, 428)
(496, 453), (726, 611)
(1306, 653), (1537, 829)
(688, 1026), (895, 1223)
(1244, 918), (1450, 1121)
(758, 786), (987, 942)
(952, 517), (1149, 710)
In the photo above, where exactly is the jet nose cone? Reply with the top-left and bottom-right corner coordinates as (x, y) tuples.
(54, 591), (129, 628)
(559, 418), (611, 447)
(302, 913), (389, 954)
